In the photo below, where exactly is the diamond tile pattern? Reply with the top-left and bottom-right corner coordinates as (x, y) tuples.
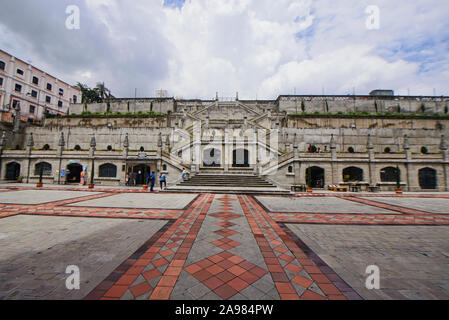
(185, 252), (267, 299)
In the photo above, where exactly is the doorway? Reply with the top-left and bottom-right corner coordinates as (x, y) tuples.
(306, 166), (325, 188)
(5, 162), (21, 180)
(129, 164), (152, 185)
(67, 163), (83, 183)
(419, 167), (437, 189)
(233, 149), (249, 168)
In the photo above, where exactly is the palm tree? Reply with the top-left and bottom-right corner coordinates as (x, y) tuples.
(95, 82), (113, 103)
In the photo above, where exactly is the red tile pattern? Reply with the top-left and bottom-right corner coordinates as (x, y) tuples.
(238, 195), (347, 300)
(185, 252), (267, 299)
(89, 193), (214, 300)
(183, 194), (269, 299)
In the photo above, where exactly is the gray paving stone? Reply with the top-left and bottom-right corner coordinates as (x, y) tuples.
(256, 196), (397, 214)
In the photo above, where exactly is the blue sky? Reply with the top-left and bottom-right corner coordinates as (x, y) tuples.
(0, 0), (447, 99)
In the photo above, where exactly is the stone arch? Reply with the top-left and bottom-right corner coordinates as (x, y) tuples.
(34, 162), (52, 176)
(343, 166), (363, 182)
(5, 162), (20, 180)
(380, 166), (399, 182)
(203, 148), (221, 167)
(99, 163), (117, 178)
(67, 163), (83, 183)
(306, 166), (325, 188)
(419, 167), (437, 190)
(233, 149), (249, 168)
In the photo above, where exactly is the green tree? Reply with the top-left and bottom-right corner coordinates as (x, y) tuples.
(75, 82), (102, 104)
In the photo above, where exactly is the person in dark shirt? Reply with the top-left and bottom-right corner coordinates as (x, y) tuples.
(150, 172), (155, 192)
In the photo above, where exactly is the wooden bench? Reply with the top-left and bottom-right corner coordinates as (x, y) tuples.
(328, 186), (348, 192)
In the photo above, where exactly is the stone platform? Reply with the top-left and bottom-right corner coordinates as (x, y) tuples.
(0, 185), (448, 300)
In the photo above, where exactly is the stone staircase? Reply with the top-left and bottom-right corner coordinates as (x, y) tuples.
(179, 174), (276, 188)
(167, 173), (291, 195)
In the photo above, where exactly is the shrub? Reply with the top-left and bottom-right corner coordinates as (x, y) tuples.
(140, 146), (145, 152)
(310, 145), (317, 153)
(421, 146), (428, 154)
(348, 147), (355, 153)
(74, 145), (81, 151)
(107, 145), (113, 151)
(384, 147), (391, 153)
(43, 144), (50, 151)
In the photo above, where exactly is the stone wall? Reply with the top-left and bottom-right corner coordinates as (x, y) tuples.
(277, 96), (449, 114)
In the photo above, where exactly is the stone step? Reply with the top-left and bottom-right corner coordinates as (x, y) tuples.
(177, 174), (277, 189)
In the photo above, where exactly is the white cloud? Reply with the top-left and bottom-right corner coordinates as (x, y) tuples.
(0, 0), (448, 98)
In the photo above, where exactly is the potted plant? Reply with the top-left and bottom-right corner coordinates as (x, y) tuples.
(36, 165), (43, 188)
(395, 166), (402, 194)
(88, 162), (95, 189)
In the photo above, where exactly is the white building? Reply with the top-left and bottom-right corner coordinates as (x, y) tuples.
(0, 49), (81, 123)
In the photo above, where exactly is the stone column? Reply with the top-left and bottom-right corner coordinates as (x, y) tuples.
(367, 134), (375, 186)
(25, 133), (34, 183)
(123, 133), (129, 185)
(293, 133), (301, 186)
(89, 134), (96, 184)
(157, 131), (163, 175)
(0, 131), (6, 179)
(403, 135), (411, 192)
(330, 134), (338, 185)
(440, 135), (448, 191)
(57, 132), (65, 184)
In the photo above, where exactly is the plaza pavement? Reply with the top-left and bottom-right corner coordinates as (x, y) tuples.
(0, 184), (448, 300)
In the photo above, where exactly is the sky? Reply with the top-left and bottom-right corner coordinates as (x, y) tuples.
(0, 0), (448, 99)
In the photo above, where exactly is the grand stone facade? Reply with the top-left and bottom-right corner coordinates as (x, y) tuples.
(1, 94), (449, 192)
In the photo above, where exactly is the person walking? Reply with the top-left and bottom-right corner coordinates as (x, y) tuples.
(125, 173), (130, 186)
(150, 171), (155, 192)
(160, 173), (167, 190)
(146, 170), (151, 185)
(181, 168), (189, 181)
(132, 171), (137, 186)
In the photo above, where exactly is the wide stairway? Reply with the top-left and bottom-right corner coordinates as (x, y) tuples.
(179, 174), (276, 188)
(168, 174), (291, 195)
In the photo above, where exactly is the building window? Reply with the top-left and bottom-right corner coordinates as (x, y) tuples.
(380, 167), (399, 182)
(0, 77), (3, 86)
(31, 90), (38, 98)
(29, 105), (36, 114)
(288, 166), (293, 173)
(99, 163), (117, 178)
(46, 96), (51, 103)
(16, 69), (24, 76)
(343, 167), (364, 182)
(59, 88), (64, 96)
(12, 100), (20, 109)
(34, 162), (52, 176)
(47, 83), (52, 91)
(0, 61), (5, 70)
(58, 100), (63, 108)
(32, 76), (39, 85)
(73, 95), (77, 103)
(15, 83), (22, 92)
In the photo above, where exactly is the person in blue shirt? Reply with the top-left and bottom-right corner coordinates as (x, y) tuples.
(146, 171), (151, 185)
(160, 173), (167, 190)
(150, 172), (155, 192)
